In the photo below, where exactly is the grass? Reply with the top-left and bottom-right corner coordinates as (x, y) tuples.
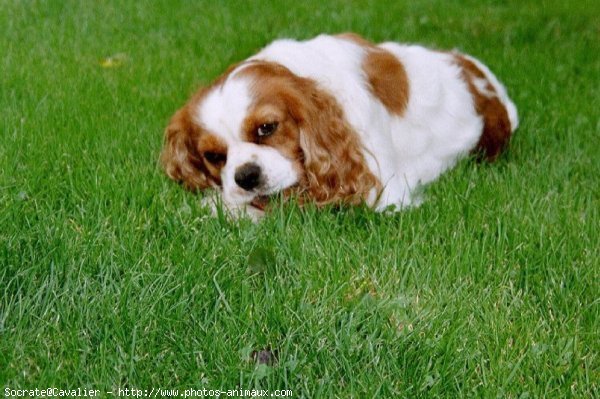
(1, 0), (598, 397)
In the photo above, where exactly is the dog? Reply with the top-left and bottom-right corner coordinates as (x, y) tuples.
(161, 33), (518, 219)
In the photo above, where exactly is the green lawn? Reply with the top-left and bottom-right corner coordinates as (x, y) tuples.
(1, 0), (598, 397)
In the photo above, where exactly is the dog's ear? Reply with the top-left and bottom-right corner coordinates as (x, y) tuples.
(291, 80), (380, 205)
(160, 106), (211, 190)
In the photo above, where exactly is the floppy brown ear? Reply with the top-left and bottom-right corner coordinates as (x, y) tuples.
(160, 106), (210, 190)
(293, 82), (381, 205)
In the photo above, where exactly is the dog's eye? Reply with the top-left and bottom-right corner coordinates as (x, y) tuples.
(204, 151), (226, 164)
(257, 122), (278, 137)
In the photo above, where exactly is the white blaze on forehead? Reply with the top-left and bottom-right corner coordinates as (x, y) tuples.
(194, 76), (253, 143)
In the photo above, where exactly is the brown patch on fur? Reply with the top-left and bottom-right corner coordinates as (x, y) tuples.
(362, 49), (409, 115)
(196, 134), (228, 184)
(336, 32), (375, 48)
(338, 33), (409, 115)
(239, 61), (381, 206)
(454, 53), (512, 161)
(161, 105), (212, 190)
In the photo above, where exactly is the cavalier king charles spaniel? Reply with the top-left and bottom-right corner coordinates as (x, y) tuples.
(161, 33), (518, 219)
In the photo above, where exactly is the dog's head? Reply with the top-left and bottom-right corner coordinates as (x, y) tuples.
(161, 61), (378, 208)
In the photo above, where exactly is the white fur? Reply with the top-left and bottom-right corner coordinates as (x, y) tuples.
(193, 35), (518, 216)
(196, 77), (252, 144)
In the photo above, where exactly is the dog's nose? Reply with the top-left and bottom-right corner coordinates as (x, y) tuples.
(234, 163), (262, 191)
